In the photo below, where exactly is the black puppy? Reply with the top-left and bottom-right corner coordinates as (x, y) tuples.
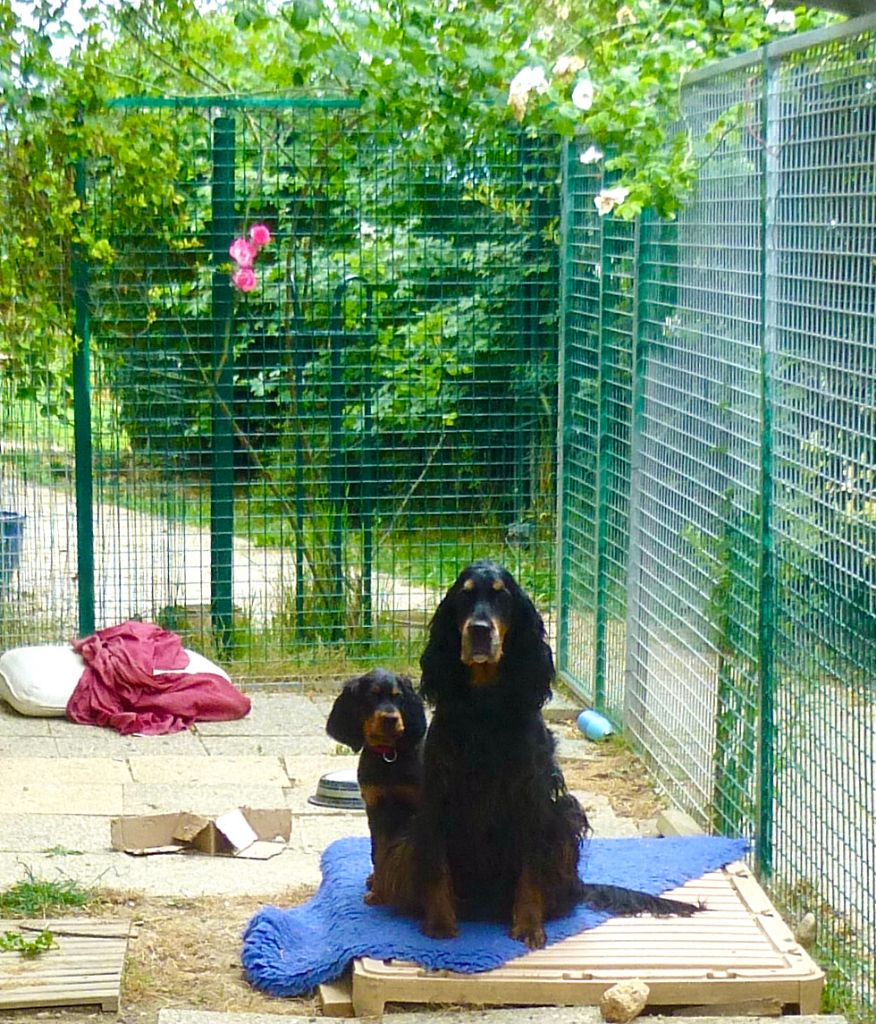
(325, 668), (427, 905)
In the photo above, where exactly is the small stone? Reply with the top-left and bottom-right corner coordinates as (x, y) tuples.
(795, 910), (817, 948)
(600, 978), (650, 1023)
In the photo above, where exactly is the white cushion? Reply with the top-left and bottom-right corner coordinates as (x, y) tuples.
(0, 644), (230, 717)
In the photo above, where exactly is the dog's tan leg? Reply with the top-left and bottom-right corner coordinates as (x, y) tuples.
(511, 865), (547, 949)
(422, 861), (458, 939)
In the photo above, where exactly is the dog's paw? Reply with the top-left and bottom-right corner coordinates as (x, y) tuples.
(511, 921), (546, 949)
(422, 914), (458, 940)
(363, 890), (383, 906)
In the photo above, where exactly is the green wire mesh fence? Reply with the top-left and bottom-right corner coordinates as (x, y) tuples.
(0, 99), (559, 679)
(560, 16), (876, 1019)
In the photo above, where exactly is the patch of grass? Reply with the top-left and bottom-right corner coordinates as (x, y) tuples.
(0, 867), (94, 917)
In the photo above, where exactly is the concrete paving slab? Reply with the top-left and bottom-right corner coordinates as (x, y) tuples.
(199, 734), (337, 757)
(573, 791), (647, 839)
(1, 754), (132, 784)
(0, 810), (370, 893)
(128, 755), (290, 786)
(6, 780), (124, 815)
(0, 705), (53, 735)
(121, 782), (294, 815)
(291, 814), (370, 859)
(555, 733), (601, 761)
(50, 723), (209, 756)
(0, 735), (59, 755)
(0, 847), (319, 896)
(197, 695), (329, 737)
(0, 813), (112, 853)
(283, 753), (359, 787)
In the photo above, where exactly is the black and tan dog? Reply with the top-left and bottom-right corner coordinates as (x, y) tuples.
(412, 560), (699, 948)
(325, 668), (427, 904)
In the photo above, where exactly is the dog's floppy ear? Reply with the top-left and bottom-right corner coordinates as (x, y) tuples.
(420, 586), (466, 705)
(501, 576), (555, 708)
(397, 674), (427, 743)
(326, 676), (366, 751)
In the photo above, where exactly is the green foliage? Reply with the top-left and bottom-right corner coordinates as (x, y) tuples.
(0, 928), (57, 957)
(0, 0), (834, 391)
(0, 868), (93, 917)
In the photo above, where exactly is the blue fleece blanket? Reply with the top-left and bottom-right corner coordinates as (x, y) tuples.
(242, 834), (748, 997)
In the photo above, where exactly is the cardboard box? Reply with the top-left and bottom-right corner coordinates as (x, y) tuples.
(110, 807), (291, 859)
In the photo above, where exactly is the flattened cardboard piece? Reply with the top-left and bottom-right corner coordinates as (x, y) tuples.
(110, 812), (185, 855)
(173, 812), (213, 843)
(111, 807), (291, 858)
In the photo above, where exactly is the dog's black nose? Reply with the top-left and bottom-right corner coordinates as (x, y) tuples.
(468, 621), (492, 639)
(377, 709), (403, 733)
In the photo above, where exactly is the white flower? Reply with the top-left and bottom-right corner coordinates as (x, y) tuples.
(765, 7), (795, 29)
(359, 221), (378, 240)
(593, 186), (629, 216)
(571, 75), (594, 111)
(358, 50), (373, 66)
(579, 145), (604, 165)
(507, 65), (549, 121)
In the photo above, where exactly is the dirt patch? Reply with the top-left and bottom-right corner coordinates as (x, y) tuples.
(558, 731), (670, 822)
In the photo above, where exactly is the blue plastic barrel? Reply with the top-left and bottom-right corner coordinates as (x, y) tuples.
(0, 511), (25, 593)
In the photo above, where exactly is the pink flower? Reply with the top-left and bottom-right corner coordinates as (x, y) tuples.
(249, 223), (271, 247)
(231, 267), (257, 292)
(229, 237), (257, 268)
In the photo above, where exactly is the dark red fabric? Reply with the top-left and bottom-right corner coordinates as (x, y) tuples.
(66, 620), (251, 735)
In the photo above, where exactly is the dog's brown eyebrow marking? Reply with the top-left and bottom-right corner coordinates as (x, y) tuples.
(492, 579), (506, 591)
(463, 578), (475, 591)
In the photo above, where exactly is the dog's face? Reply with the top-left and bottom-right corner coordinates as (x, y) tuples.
(326, 668), (425, 754)
(450, 561), (516, 669)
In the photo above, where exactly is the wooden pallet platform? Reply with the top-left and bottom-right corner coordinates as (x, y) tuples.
(0, 918), (130, 1012)
(347, 862), (824, 1017)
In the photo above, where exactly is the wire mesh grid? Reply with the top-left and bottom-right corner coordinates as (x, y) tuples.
(72, 101), (559, 679)
(558, 147), (602, 693)
(0, 239), (79, 644)
(560, 19), (876, 1018)
(767, 27), (876, 1013)
(626, 63), (765, 837)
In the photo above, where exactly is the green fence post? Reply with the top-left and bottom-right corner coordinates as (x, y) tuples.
(210, 115), (236, 648)
(756, 48), (778, 879)
(327, 280), (349, 644)
(72, 148), (95, 638)
(622, 213), (649, 728)
(556, 141), (574, 678)
(592, 199), (609, 708)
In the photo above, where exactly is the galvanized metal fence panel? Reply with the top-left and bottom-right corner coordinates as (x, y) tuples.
(0, 99), (559, 682)
(559, 16), (876, 1019)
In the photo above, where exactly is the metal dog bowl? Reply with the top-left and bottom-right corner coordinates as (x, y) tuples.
(308, 768), (365, 809)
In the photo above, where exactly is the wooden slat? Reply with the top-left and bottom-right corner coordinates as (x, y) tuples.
(0, 917), (130, 1011)
(348, 863), (825, 1018)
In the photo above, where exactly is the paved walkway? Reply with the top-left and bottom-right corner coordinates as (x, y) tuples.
(0, 690), (638, 897)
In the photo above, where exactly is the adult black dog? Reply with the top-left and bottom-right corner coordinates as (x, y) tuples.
(326, 668), (427, 905)
(413, 559), (697, 948)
